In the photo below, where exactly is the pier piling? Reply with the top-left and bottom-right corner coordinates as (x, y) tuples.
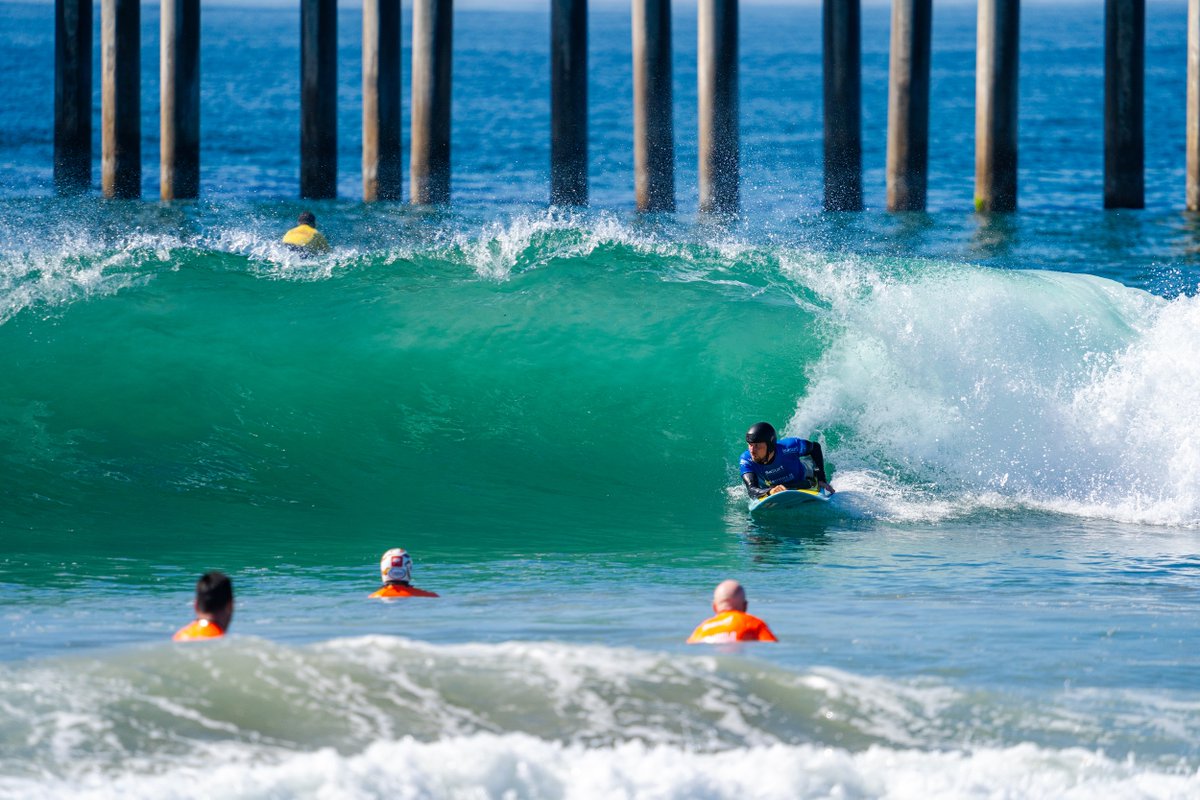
(411, 0), (453, 205)
(101, 0), (141, 199)
(1188, 0), (1200, 210)
(364, 0), (402, 202)
(160, 0), (200, 201)
(974, 0), (1019, 213)
(551, 0), (588, 206)
(632, 0), (675, 212)
(698, 0), (739, 215)
(54, 0), (92, 195)
(301, 0), (337, 199)
(885, 0), (932, 212)
(823, 0), (862, 211)
(1104, 0), (1144, 209)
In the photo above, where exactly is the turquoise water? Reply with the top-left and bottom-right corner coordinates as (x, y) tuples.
(3, 202), (1199, 797)
(3, 1), (1200, 797)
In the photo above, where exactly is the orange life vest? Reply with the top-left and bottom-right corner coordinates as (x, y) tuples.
(687, 610), (778, 643)
(369, 584), (439, 598)
(172, 618), (225, 642)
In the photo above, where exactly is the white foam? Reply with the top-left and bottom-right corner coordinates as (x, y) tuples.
(3, 638), (1199, 799)
(0, 233), (172, 324)
(786, 259), (1199, 527)
(212, 227), (364, 281)
(454, 211), (626, 280)
(451, 209), (753, 281)
(2, 734), (1197, 800)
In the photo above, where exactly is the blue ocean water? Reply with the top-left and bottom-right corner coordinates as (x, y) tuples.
(1, 0), (1194, 211)
(1, 2), (1199, 798)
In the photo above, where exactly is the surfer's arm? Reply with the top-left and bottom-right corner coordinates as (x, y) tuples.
(742, 472), (772, 499)
(808, 441), (835, 494)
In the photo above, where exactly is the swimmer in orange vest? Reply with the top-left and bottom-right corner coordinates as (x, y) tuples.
(173, 571), (234, 642)
(369, 548), (439, 598)
(687, 579), (777, 644)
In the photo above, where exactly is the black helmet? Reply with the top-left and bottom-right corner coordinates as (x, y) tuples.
(745, 422), (777, 445)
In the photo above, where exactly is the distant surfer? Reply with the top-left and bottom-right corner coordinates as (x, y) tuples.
(687, 580), (777, 643)
(370, 548), (439, 598)
(740, 421), (834, 499)
(173, 571), (234, 642)
(282, 210), (331, 255)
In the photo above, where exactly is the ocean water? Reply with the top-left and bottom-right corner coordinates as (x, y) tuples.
(2, 1), (1200, 798)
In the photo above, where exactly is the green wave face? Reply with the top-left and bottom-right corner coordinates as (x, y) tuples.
(3, 211), (1198, 575)
(0, 215), (827, 566)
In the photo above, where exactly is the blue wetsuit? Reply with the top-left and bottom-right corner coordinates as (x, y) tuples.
(740, 437), (827, 499)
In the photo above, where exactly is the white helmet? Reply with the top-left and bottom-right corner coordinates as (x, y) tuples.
(380, 548), (413, 584)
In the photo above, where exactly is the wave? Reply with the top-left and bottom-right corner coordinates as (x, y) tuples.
(1, 211), (1197, 532)
(1, 636), (1197, 799)
(789, 261), (1200, 527)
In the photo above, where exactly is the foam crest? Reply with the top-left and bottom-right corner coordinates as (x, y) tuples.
(786, 259), (1197, 526)
(459, 212), (576, 279)
(3, 734), (1197, 800)
(3, 636), (1198, 788)
(0, 232), (175, 324)
(1065, 294), (1200, 524)
(211, 227), (366, 281)
(452, 211), (656, 279)
(0, 638), (787, 781)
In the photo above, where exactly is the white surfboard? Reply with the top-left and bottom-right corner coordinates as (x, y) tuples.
(748, 486), (831, 516)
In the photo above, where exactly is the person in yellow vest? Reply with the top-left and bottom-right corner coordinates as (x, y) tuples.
(370, 548), (439, 599)
(173, 571), (234, 642)
(687, 579), (777, 644)
(282, 210), (330, 255)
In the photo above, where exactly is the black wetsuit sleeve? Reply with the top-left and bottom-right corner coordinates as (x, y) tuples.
(809, 442), (829, 484)
(742, 472), (771, 499)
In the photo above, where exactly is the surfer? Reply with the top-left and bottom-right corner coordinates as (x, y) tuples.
(281, 210), (331, 255)
(687, 580), (777, 643)
(172, 571), (234, 642)
(370, 548), (439, 598)
(740, 421), (834, 499)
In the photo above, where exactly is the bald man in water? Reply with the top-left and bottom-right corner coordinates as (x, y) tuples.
(686, 580), (778, 643)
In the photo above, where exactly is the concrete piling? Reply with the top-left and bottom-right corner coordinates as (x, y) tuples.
(974, 0), (1019, 213)
(1190, 0), (1200, 210)
(698, 0), (739, 215)
(823, 0), (862, 211)
(54, 0), (92, 195)
(101, 0), (141, 199)
(632, 0), (675, 212)
(411, 0), (453, 205)
(885, 0), (932, 212)
(364, 0), (403, 201)
(1104, 0), (1144, 209)
(49, 0), (1184, 214)
(301, 0), (337, 199)
(160, 0), (201, 201)
(551, 0), (588, 207)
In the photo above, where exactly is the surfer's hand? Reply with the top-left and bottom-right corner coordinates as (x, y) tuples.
(768, 485), (787, 496)
(818, 481), (835, 495)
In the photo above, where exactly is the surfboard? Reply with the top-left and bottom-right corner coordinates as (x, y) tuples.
(748, 486), (831, 515)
